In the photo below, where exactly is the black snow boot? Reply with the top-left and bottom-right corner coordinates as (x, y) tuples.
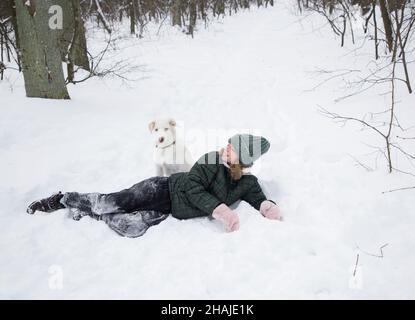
(27, 191), (66, 214)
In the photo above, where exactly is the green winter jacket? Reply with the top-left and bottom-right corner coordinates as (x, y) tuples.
(168, 151), (274, 219)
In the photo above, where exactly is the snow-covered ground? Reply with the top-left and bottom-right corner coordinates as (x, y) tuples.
(1, 1), (415, 299)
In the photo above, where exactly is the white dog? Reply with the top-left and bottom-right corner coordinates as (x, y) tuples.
(149, 118), (194, 177)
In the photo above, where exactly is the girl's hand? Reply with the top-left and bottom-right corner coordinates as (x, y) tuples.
(212, 203), (240, 232)
(260, 201), (282, 221)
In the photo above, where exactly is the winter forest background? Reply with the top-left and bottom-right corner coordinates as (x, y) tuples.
(1, 0), (415, 299)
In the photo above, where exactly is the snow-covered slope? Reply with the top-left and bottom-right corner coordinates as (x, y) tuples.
(1, 1), (414, 299)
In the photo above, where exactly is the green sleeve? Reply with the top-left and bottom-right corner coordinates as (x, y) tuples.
(242, 178), (270, 211)
(184, 155), (222, 216)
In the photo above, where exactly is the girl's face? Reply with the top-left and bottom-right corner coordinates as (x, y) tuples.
(223, 143), (239, 165)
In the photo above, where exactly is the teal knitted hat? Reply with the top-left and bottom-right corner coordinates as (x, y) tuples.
(228, 134), (270, 166)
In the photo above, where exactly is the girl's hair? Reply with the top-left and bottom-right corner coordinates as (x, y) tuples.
(228, 163), (244, 181)
(219, 148), (252, 181)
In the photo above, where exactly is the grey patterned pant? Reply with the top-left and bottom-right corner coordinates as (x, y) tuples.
(61, 177), (171, 238)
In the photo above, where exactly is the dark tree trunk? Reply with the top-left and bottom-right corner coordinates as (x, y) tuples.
(130, 0), (137, 35)
(379, 0), (393, 52)
(15, 0), (70, 99)
(67, 0), (90, 83)
(171, 0), (182, 27)
(188, 0), (197, 37)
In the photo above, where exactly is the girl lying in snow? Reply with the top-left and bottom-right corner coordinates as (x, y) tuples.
(27, 134), (282, 237)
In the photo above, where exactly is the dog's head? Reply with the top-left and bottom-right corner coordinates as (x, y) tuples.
(148, 118), (177, 148)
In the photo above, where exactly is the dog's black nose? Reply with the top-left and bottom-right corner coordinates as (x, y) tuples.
(159, 137), (164, 143)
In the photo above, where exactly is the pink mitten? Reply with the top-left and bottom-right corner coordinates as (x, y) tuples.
(260, 201), (282, 220)
(212, 204), (240, 232)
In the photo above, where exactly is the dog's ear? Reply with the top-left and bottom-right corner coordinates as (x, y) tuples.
(169, 119), (176, 127)
(148, 121), (156, 132)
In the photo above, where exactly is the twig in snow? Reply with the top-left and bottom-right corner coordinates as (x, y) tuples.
(397, 136), (415, 140)
(304, 68), (360, 93)
(353, 253), (360, 277)
(357, 243), (389, 258)
(347, 154), (374, 172)
(382, 186), (415, 194)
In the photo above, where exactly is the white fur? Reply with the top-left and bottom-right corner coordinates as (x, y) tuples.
(148, 118), (194, 177)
